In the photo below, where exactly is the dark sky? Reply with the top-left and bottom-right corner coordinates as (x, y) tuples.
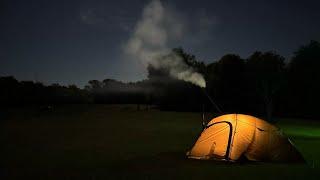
(1, 0), (320, 87)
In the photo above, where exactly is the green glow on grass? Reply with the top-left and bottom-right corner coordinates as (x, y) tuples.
(282, 126), (320, 138)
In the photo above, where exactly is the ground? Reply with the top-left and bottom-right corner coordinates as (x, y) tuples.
(1, 104), (320, 179)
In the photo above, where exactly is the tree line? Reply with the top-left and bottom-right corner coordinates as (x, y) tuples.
(1, 40), (319, 120)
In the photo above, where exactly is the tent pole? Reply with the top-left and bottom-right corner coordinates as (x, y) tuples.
(201, 88), (222, 113)
(202, 104), (206, 129)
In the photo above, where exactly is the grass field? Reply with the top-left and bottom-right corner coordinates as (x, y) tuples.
(1, 104), (320, 179)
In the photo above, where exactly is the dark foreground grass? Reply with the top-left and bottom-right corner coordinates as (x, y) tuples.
(1, 104), (320, 179)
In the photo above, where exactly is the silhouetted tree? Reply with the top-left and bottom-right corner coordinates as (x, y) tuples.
(173, 47), (206, 74)
(206, 54), (246, 113)
(287, 40), (320, 118)
(0, 76), (91, 106)
(247, 51), (285, 121)
(0, 76), (20, 105)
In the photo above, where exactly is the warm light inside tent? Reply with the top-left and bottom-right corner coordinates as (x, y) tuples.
(187, 114), (305, 162)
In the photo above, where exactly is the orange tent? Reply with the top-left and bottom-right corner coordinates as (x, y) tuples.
(187, 114), (304, 162)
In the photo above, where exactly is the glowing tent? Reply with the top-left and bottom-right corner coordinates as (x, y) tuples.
(187, 114), (304, 162)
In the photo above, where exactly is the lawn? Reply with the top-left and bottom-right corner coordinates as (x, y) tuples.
(1, 104), (319, 179)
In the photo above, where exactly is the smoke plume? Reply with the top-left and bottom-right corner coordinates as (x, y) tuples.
(125, 0), (206, 88)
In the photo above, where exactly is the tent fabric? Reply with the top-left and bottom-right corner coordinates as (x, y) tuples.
(187, 114), (304, 162)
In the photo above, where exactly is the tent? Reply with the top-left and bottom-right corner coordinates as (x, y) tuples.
(187, 114), (304, 162)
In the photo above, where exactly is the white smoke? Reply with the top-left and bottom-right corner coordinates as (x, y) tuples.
(125, 0), (206, 88)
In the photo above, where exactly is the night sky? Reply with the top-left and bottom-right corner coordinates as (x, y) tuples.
(1, 0), (320, 87)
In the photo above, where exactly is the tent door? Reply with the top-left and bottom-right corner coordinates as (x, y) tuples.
(206, 121), (233, 160)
